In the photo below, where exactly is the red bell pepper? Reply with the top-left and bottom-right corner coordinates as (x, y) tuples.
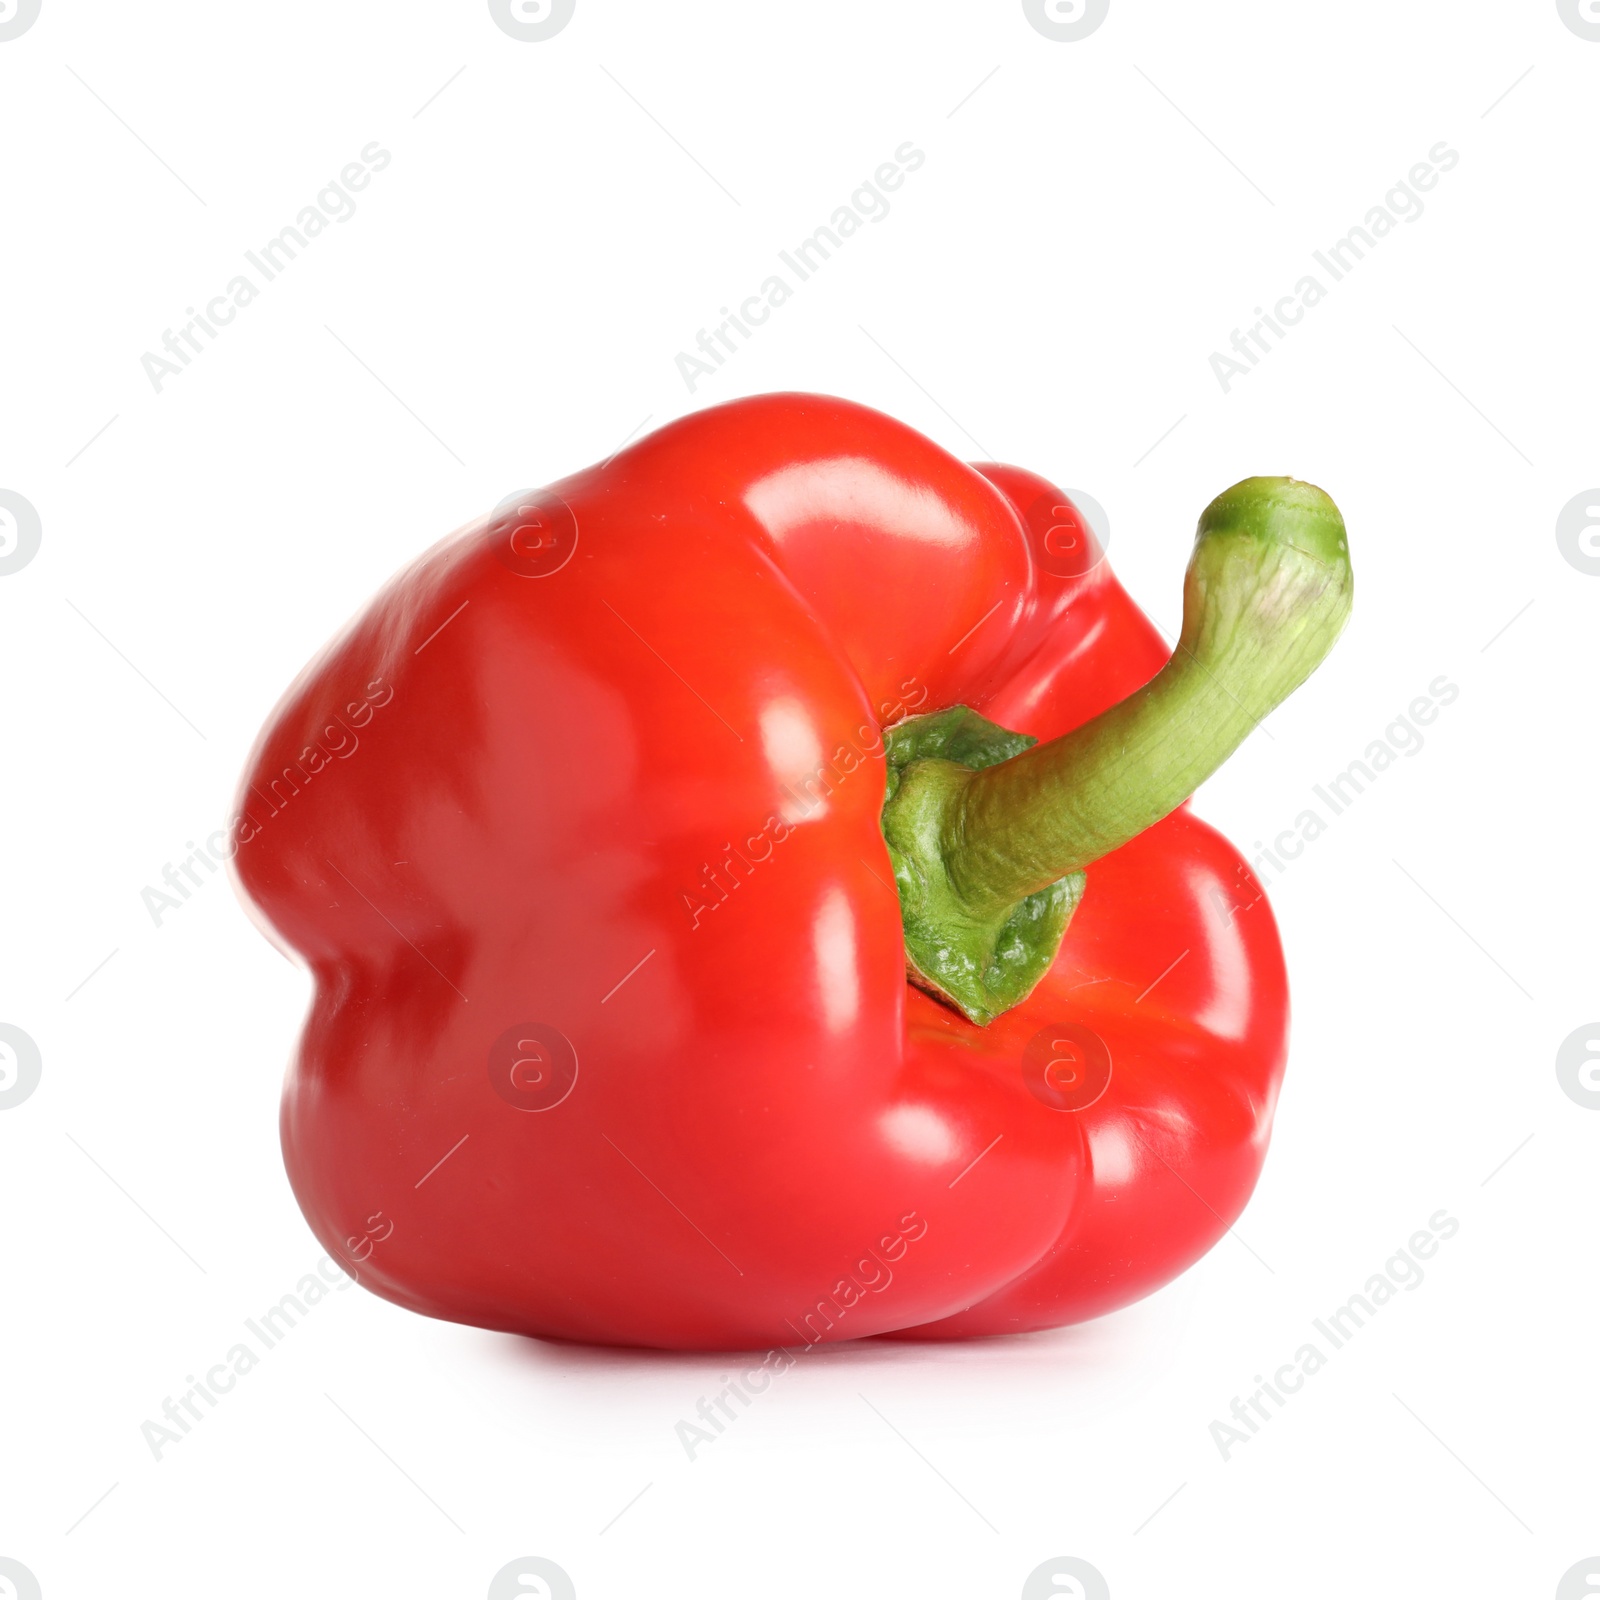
(234, 393), (1350, 1349)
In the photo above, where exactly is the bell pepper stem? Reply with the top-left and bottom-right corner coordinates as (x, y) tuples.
(947, 476), (1352, 915)
(879, 476), (1352, 1024)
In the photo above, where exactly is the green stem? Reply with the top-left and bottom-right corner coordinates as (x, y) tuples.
(950, 477), (1351, 910)
(880, 476), (1352, 1024)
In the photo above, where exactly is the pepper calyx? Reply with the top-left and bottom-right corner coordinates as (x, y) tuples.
(880, 706), (1085, 1027)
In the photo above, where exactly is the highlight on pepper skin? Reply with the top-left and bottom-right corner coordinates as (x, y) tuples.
(232, 391), (1351, 1351)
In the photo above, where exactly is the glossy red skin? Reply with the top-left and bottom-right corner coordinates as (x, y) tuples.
(234, 393), (1288, 1350)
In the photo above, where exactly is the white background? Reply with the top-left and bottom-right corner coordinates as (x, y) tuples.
(2, 2), (1596, 1597)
